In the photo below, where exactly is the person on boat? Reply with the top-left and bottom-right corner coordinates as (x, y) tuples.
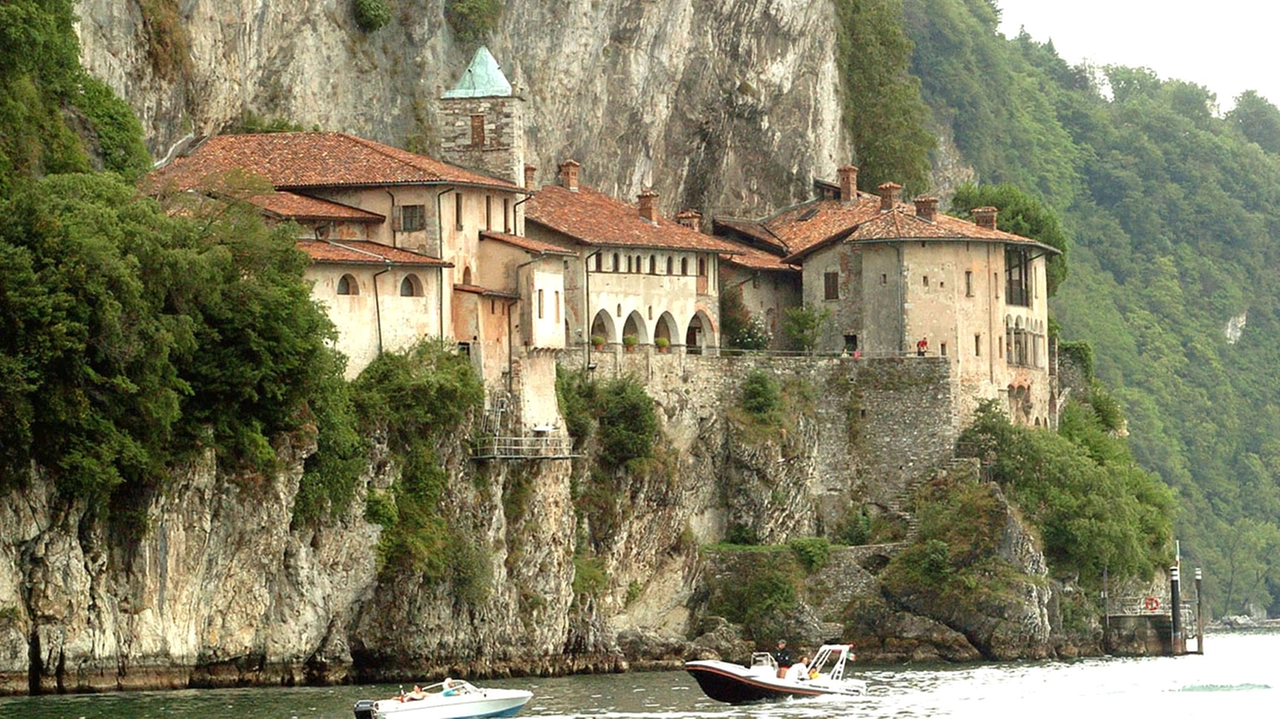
(785, 656), (809, 681)
(442, 678), (458, 696)
(406, 685), (428, 701)
(773, 639), (792, 678)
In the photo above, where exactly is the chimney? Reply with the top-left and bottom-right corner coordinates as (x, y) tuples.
(972, 206), (998, 230)
(675, 209), (702, 231)
(914, 195), (938, 223)
(524, 164), (537, 189)
(638, 189), (659, 223)
(559, 159), (580, 192)
(837, 165), (858, 203)
(878, 182), (901, 211)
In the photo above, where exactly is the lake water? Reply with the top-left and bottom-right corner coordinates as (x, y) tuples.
(3, 631), (1276, 719)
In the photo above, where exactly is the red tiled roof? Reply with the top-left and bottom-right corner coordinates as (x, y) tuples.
(249, 191), (384, 222)
(147, 132), (521, 193)
(480, 231), (577, 256)
(720, 245), (801, 272)
(713, 217), (789, 254)
(773, 196), (1059, 263)
(526, 184), (744, 254)
(296, 240), (452, 267)
(454, 283), (519, 299)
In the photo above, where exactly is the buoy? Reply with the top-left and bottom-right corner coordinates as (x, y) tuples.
(1144, 596), (1160, 611)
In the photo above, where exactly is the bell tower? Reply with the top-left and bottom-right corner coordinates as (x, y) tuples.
(439, 47), (527, 187)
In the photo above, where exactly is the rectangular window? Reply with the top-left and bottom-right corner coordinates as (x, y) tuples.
(994, 272), (1000, 299)
(975, 334), (981, 356)
(537, 289), (544, 319)
(824, 271), (839, 300)
(399, 204), (426, 232)
(923, 275), (929, 287)
(555, 291), (561, 324)
(455, 193), (463, 231)
(503, 198), (511, 232)
(594, 254), (602, 272)
(965, 271), (973, 297)
(485, 196), (492, 230)
(470, 115), (485, 147)
(881, 273), (887, 285)
(940, 342), (947, 356)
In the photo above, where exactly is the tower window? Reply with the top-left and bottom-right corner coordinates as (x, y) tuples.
(824, 271), (839, 300)
(470, 115), (485, 147)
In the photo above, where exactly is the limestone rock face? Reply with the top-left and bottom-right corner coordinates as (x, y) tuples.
(75, 0), (847, 216)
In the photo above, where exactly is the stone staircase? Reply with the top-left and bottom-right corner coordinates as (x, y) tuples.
(884, 457), (978, 543)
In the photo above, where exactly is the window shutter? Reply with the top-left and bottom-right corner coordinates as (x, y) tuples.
(392, 206), (404, 232)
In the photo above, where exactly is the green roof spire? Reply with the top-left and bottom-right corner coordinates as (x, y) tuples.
(442, 46), (513, 99)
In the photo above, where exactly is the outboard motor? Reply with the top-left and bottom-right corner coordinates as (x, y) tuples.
(353, 699), (378, 719)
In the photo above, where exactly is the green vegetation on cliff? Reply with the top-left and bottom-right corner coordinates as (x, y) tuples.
(899, 0), (1280, 616)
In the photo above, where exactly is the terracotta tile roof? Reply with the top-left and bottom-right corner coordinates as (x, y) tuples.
(454, 283), (519, 299)
(526, 184), (744, 254)
(712, 217), (789, 254)
(296, 240), (452, 267)
(147, 132), (522, 193)
(773, 198), (1060, 263)
(479, 231), (577, 256)
(720, 245), (801, 272)
(249, 191), (384, 222)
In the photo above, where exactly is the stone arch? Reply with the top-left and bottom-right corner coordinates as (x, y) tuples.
(400, 274), (424, 297)
(337, 274), (359, 295)
(685, 309), (716, 354)
(622, 310), (649, 344)
(655, 311), (679, 346)
(590, 310), (617, 344)
(462, 267), (473, 286)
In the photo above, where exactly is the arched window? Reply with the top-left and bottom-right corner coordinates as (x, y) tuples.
(681, 257), (689, 275)
(400, 274), (423, 297)
(698, 256), (707, 276)
(666, 256), (673, 274)
(462, 267), (472, 286)
(649, 255), (657, 274)
(613, 253), (620, 272)
(337, 274), (359, 295)
(594, 253), (603, 271)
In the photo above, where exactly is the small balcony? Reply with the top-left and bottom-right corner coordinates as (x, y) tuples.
(472, 434), (576, 460)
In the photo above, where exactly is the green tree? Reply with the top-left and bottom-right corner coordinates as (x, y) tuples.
(782, 305), (831, 354)
(1227, 90), (1280, 155)
(835, 0), (935, 194)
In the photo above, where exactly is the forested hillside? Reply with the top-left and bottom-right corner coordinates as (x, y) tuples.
(901, 0), (1280, 615)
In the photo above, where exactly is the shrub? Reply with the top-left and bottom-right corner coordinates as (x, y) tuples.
(654, 336), (670, 349)
(353, 0), (392, 32)
(444, 0), (503, 42)
(721, 286), (771, 350)
(622, 334), (639, 347)
(788, 536), (831, 573)
(740, 370), (782, 421)
(783, 305), (831, 354)
(590, 334), (605, 347)
(595, 377), (658, 470)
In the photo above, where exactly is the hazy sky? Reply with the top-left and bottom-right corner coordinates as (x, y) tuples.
(995, 0), (1277, 111)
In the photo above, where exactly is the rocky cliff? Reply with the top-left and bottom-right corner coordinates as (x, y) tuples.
(75, 0), (848, 216)
(0, 354), (1082, 695)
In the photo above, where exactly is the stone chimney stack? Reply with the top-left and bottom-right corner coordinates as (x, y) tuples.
(914, 195), (938, 222)
(878, 182), (901, 211)
(559, 159), (580, 192)
(972, 206), (998, 230)
(524, 164), (537, 189)
(638, 189), (659, 223)
(838, 165), (858, 203)
(675, 209), (702, 231)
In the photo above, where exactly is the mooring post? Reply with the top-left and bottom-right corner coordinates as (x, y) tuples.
(1195, 567), (1204, 655)
(1170, 565), (1183, 655)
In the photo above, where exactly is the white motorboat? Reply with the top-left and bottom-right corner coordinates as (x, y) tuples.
(685, 643), (867, 704)
(353, 679), (533, 719)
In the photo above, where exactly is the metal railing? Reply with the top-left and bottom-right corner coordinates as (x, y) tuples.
(472, 435), (576, 460)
